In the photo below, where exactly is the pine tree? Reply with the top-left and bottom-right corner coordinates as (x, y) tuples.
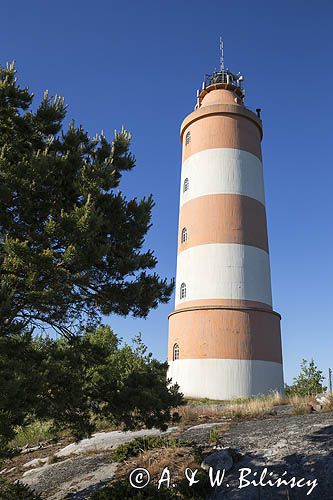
(0, 63), (179, 447)
(0, 62), (173, 338)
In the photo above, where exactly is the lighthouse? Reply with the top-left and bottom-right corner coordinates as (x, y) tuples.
(167, 45), (284, 399)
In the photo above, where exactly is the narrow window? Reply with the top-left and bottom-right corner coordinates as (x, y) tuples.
(183, 177), (189, 192)
(181, 227), (188, 243)
(180, 282), (186, 300)
(173, 343), (180, 361)
(185, 131), (191, 145)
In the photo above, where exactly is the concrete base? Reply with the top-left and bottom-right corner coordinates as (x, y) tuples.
(168, 358), (284, 400)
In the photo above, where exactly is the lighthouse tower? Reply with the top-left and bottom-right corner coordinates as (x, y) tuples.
(167, 46), (283, 399)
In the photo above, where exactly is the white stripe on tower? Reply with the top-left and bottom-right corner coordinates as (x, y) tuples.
(180, 148), (265, 207)
(169, 359), (284, 400)
(175, 243), (272, 308)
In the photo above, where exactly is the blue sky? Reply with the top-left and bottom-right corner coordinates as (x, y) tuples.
(1, 0), (332, 384)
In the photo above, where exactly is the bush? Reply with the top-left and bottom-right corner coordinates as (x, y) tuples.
(286, 359), (327, 397)
(111, 435), (190, 462)
(1, 327), (183, 449)
(0, 479), (41, 499)
(0, 331), (42, 449)
(8, 420), (57, 449)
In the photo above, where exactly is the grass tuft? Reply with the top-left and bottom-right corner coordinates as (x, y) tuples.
(111, 435), (190, 463)
(322, 394), (333, 412)
(291, 404), (313, 415)
(208, 427), (221, 444)
(8, 420), (58, 449)
(177, 391), (286, 426)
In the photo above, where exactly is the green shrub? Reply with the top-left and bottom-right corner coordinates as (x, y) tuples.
(0, 479), (41, 499)
(8, 420), (57, 449)
(208, 427), (221, 444)
(286, 359), (327, 397)
(1, 328), (183, 449)
(111, 435), (190, 463)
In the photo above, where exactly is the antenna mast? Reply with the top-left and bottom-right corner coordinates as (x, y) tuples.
(219, 36), (224, 72)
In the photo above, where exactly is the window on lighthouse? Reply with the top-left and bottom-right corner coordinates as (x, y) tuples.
(180, 282), (186, 300)
(181, 227), (187, 243)
(185, 131), (191, 145)
(183, 178), (189, 192)
(173, 343), (180, 361)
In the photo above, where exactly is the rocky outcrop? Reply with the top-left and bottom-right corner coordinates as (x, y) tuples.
(13, 410), (333, 499)
(21, 427), (177, 499)
(193, 412), (333, 499)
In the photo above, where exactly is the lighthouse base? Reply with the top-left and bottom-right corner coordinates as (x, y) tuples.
(167, 358), (284, 400)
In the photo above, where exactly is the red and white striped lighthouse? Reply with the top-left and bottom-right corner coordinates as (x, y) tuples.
(167, 50), (283, 399)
